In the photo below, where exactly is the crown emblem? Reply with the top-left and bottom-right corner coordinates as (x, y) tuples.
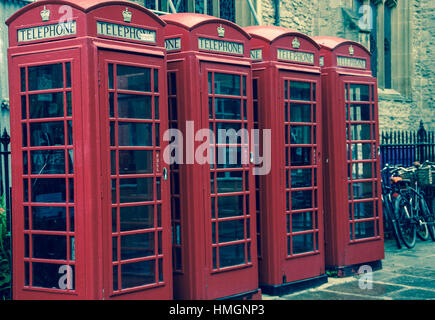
(292, 37), (300, 49)
(217, 24), (225, 37)
(40, 6), (50, 22)
(349, 45), (354, 55)
(123, 8), (132, 23)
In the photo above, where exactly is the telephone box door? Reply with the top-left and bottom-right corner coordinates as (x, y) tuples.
(342, 77), (382, 247)
(10, 49), (85, 298)
(202, 62), (258, 298)
(279, 71), (323, 277)
(98, 50), (171, 299)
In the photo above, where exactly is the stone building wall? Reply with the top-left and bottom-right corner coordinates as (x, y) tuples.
(408, 0), (434, 131)
(259, 0), (434, 132)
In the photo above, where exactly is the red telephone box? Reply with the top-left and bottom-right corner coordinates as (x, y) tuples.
(162, 13), (260, 300)
(7, 0), (172, 299)
(243, 26), (326, 295)
(314, 36), (384, 274)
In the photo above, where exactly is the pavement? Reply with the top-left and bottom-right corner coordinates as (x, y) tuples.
(263, 238), (435, 300)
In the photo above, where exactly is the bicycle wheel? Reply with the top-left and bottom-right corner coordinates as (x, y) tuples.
(416, 217), (429, 241)
(394, 195), (416, 249)
(383, 197), (402, 249)
(420, 196), (435, 242)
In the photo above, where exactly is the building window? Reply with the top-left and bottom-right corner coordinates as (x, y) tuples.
(355, 0), (410, 95)
(136, 0), (255, 26)
(195, 0), (214, 15)
(384, 4), (392, 89)
(219, 0), (235, 22)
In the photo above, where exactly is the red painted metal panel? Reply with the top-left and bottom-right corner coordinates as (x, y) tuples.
(163, 13), (260, 300)
(245, 26), (326, 293)
(314, 36), (384, 271)
(8, 0), (171, 300)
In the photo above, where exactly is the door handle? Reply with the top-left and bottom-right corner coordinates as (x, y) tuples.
(163, 167), (168, 181)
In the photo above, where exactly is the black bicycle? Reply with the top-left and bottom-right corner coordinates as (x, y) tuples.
(394, 164), (435, 248)
(381, 164), (402, 249)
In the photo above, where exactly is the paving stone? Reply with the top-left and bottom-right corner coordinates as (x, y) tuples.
(388, 288), (435, 300)
(323, 280), (404, 298)
(382, 275), (435, 290)
(391, 267), (435, 279)
(283, 290), (381, 300)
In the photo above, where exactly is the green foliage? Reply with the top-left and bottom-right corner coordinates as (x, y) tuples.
(0, 193), (11, 300)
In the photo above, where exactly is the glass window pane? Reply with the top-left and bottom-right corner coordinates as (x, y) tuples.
(218, 219), (245, 243)
(290, 103), (311, 122)
(354, 201), (374, 220)
(118, 122), (153, 146)
(352, 182), (373, 199)
(351, 143), (372, 160)
(108, 63), (114, 89)
(119, 177), (154, 203)
(24, 206), (29, 230)
(291, 190), (313, 210)
(117, 150), (153, 174)
(291, 168), (312, 188)
(117, 65), (151, 92)
(22, 124), (28, 147)
(28, 64), (63, 91)
(352, 162), (372, 180)
(121, 232), (154, 259)
(112, 237), (118, 261)
(155, 96), (159, 120)
(66, 92), (72, 117)
(290, 147), (312, 166)
(290, 126), (311, 144)
(290, 81), (311, 101)
(216, 147), (243, 169)
(121, 260), (155, 289)
(110, 122), (116, 146)
(217, 195), (244, 218)
(292, 233), (314, 254)
(30, 122), (65, 146)
(292, 211), (314, 232)
(214, 98), (241, 120)
(350, 104), (371, 121)
(216, 171), (243, 194)
(219, 243), (245, 268)
(69, 207), (75, 232)
(120, 205), (154, 231)
(117, 94), (152, 119)
(67, 121), (73, 146)
(23, 151), (28, 175)
(31, 150), (65, 175)
(354, 221), (375, 239)
(113, 265), (118, 291)
(351, 124), (371, 141)
(65, 62), (71, 88)
(21, 67), (26, 92)
(23, 179), (29, 202)
(32, 234), (66, 259)
(349, 84), (370, 101)
(154, 69), (159, 93)
(32, 206), (67, 231)
(32, 263), (74, 289)
(21, 95), (27, 119)
(169, 97), (177, 121)
(31, 178), (66, 203)
(215, 122), (243, 144)
(214, 73), (240, 96)
(169, 72), (177, 95)
(109, 93), (115, 118)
